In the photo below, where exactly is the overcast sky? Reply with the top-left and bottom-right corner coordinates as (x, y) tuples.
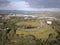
(0, 0), (60, 11)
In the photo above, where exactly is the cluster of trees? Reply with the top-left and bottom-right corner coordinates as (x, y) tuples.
(52, 20), (60, 34)
(51, 20), (60, 45)
(0, 29), (60, 45)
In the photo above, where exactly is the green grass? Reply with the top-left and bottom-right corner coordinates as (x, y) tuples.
(16, 21), (40, 27)
(16, 21), (57, 39)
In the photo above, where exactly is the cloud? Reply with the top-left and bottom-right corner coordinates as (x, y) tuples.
(24, 0), (60, 8)
(0, 1), (31, 10)
(10, 1), (30, 10)
(0, 0), (10, 7)
(0, 0), (60, 11)
(21, 8), (60, 12)
(7, 0), (60, 8)
(34, 8), (60, 12)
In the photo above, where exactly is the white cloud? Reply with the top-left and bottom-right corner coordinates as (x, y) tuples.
(33, 8), (60, 11)
(21, 8), (60, 12)
(10, 1), (30, 10)
(0, 1), (60, 12)
(0, 1), (31, 10)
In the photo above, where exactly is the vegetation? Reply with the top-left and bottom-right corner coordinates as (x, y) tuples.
(0, 13), (60, 45)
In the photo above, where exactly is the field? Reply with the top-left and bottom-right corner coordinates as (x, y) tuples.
(16, 20), (57, 39)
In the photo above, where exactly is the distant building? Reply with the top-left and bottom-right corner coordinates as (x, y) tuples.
(46, 21), (52, 25)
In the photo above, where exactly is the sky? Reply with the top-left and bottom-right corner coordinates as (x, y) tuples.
(0, 0), (60, 11)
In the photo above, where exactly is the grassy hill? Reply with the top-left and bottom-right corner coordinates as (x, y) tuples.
(16, 20), (57, 39)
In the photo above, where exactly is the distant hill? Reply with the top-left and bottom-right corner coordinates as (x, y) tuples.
(0, 10), (32, 14)
(0, 10), (60, 14)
